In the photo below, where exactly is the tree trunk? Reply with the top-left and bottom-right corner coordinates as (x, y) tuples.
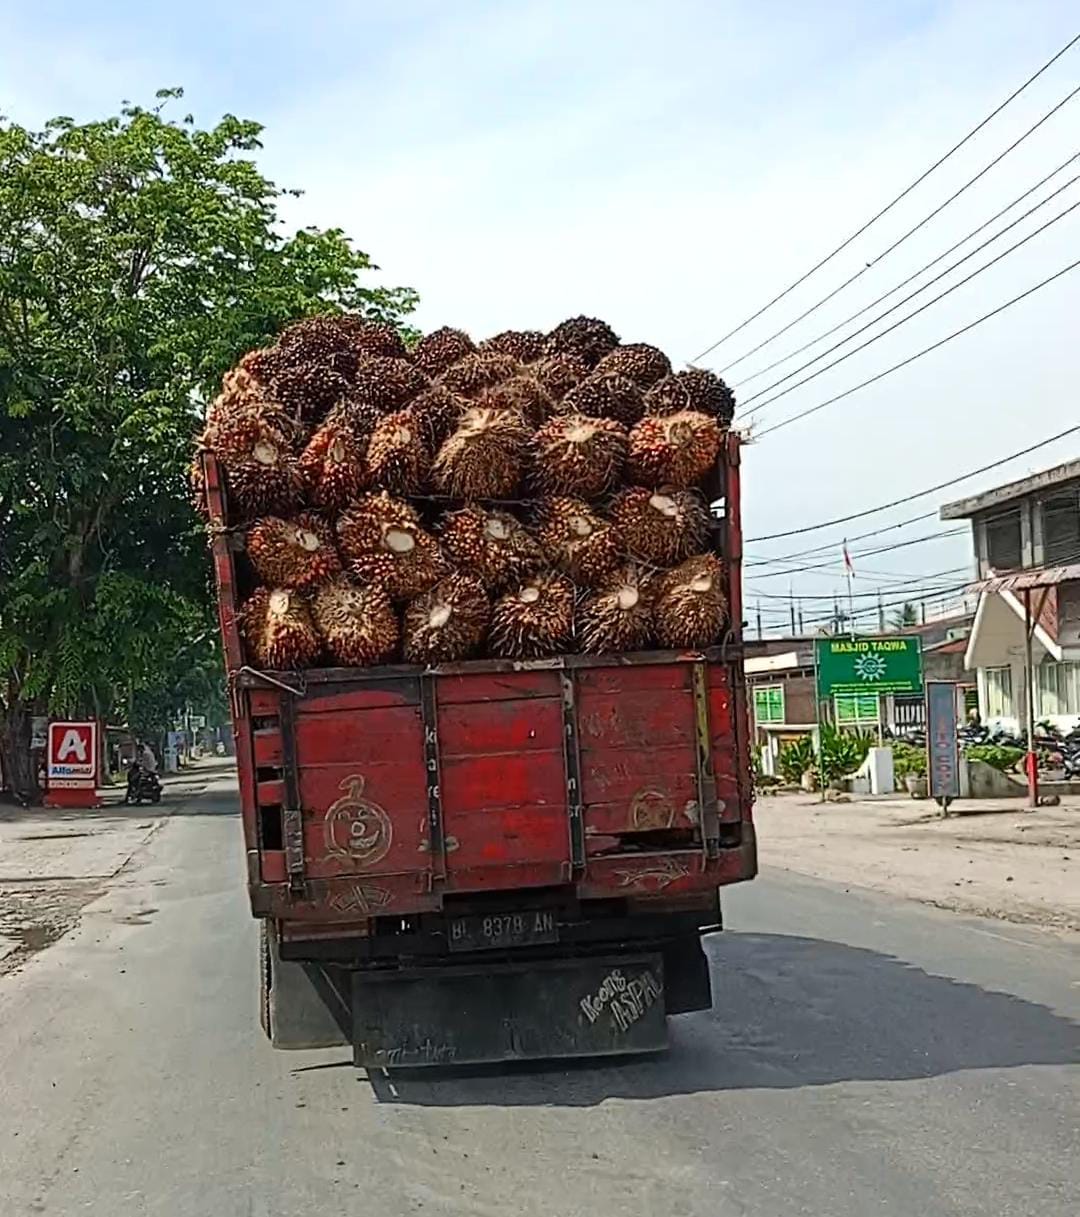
(0, 699), (40, 805)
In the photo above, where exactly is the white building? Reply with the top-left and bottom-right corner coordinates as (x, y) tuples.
(941, 459), (1080, 734)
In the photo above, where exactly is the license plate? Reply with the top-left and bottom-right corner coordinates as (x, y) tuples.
(448, 910), (559, 953)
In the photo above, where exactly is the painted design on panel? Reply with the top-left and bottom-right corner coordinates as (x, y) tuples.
(612, 856), (690, 891)
(328, 883), (392, 915)
(323, 775), (392, 868)
(629, 787), (676, 830)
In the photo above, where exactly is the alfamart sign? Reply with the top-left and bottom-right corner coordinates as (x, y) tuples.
(814, 636), (923, 699)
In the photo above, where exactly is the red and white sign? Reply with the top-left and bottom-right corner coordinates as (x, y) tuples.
(45, 721), (101, 807)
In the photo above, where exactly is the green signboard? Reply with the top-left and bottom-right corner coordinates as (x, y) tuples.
(815, 636), (923, 699)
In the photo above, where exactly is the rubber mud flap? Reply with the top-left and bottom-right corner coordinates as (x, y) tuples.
(353, 953), (666, 1068)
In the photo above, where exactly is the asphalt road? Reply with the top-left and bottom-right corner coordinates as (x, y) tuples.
(0, 775), (1077, 1216)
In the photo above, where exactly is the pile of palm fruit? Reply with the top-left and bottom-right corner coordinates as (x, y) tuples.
(193, 314), (737, 669)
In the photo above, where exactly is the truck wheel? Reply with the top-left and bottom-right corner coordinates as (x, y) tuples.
(259, 921), (273, 1040)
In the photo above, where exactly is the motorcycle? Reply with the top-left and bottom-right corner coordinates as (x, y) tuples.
(125, 763), (162, 805)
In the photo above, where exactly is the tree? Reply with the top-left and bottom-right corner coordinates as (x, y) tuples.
(0, 90), (418, 800)
(890, 602), (918, 629)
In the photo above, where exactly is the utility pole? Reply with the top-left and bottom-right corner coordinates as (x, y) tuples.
(755, 602), (763, 640)
(798, 606), (805, 633)
(789, 585), (796, 635)
(877, 590), (885, 633)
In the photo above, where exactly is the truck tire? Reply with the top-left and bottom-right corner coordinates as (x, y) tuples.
(259, 921), (273, 1040)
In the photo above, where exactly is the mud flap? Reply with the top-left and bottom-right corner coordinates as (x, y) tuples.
(353, 954), (666, 1068)
(261, 921), (350, 1050)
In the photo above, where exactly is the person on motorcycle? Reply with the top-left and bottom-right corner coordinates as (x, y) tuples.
(133, 740), (158, 774)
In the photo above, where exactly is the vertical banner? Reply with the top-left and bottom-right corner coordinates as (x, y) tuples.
(926, 682), (960, 809)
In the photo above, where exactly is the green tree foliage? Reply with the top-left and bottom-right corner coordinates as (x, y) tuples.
(0, 90), (417, 798)
(776, 736), (814, 785)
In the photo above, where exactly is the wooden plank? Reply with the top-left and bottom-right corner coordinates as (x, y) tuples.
(444, 806), (569, 868)
(440, 751), (566, 813)
(584, 786), (700, 836)
(248, 689), (281, 717)
(302, 682), (418, 713)
(578, 690), (694, 751)
(436, 670), (561, 705)
(443, 860), (571, 893)
(252, 727), (283, 768)
(293, 706), (422, 766)
(576, 665), (692, 696)
(579, 745), (696, 805)
(437, 698), (563, 757)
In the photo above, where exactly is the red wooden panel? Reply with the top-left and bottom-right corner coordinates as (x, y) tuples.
(234, 716), (258, 851)
(436, 670), (560, 705)
(446, 806), (569, 868)
(253, 727), (283, 767)
(248, 689), (281, 717)
(584, 851), (705, 897)
(302, 682), (417, 713)
(444, 860), (571, 894)
(440, 751), (566, 813)
(576, 664), (692, 696)
(294, 706), (421, 766)
(437, 698), (563, 758)
(298, 761), (428, 880)
(580, 745), (696, 805)
(261, 850), (286, 882)
(258, 871), (439, 920)
(257, 777), (285, 807)
(584, 780), (700, 836)
(578, 690), (693, 751)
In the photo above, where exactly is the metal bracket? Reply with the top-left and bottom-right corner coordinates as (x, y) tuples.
(420, 675), (446, 881)
(690, 662), (720, 858)
(560, 672), (586, 872)
(278, 693), (306, 896)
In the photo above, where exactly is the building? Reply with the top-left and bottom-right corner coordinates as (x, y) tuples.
(941, 457), (1080, 733)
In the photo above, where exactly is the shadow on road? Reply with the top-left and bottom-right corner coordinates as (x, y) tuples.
(371, 931), (1080, 1107)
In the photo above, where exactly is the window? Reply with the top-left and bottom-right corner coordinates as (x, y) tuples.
(982, 666), (1013, 718)
(753, 684), (785, 725)
(834, 693), (879, 726)
(1042, 490), (1080, 565)
(1037, 661), (1080, 716)
(984, 508), (1022, 571)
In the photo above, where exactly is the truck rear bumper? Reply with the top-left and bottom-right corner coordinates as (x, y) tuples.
(353, 954), (667, 1068)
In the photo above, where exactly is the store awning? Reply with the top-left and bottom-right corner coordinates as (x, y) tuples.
(968, 563), (1080, 595)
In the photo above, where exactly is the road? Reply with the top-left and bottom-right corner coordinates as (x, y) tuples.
(0, 772), (1076, 1216)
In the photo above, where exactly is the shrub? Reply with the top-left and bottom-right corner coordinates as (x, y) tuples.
(890, 741), (926, 779)
(966, 744), (1025, 772)
(777, 737), (814, 785)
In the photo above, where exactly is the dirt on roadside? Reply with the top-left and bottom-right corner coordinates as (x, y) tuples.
(753, 793), (1080, 934)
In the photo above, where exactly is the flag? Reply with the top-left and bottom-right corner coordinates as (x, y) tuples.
(842, 540), (854, 576)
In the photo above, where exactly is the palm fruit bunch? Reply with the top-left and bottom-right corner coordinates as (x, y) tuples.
(240, 588), (321, 669)
(413, 326), (476, 377)
(533, 496), (622, 587)
(337, 492), (447, 600)
(311, 577), (399, 666)
(440, 505), (546, 590)
(653, 555), (727, 648)
(543, 316), (619, 368)
(403, 574), (491, 664)
(594, 343), (672, 390)
(199, 311), (735, 672)
(562, 373), (644, 427)
(246, 514), (341, 588)
(645, 367), (736, 426)
(577, 564), (655, 654)
(365, 410), (430, 495)
(489, 572), (575, 659)
(480, 330), (545, 363)
(531, 413), (627, 498)
(432, 406), (530, 499)
(608, 487), (709, 565)
(299, 420), (368, 510)
(627, 410), (723, 488)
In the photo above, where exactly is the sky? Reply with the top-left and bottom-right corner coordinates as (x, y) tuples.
(3, 0), (1078, 634)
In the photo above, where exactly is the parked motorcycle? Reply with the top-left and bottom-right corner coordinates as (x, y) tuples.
(124, 763), (162, 805)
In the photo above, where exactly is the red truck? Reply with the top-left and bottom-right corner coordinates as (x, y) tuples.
(203, 433), (756, 1067)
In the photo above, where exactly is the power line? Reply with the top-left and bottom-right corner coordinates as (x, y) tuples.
(718, 79), (1080, 376)
(740, 192), (1080, 417)
(746, 566), (971, 600)
(745, 423), (1080, 542)
(755, 257), (1080, 438)
(733, 149), (1080, 389)
(746, 510), (939, 565)
(747, 528), (969, 579)
(690, 33), (1080, 364)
